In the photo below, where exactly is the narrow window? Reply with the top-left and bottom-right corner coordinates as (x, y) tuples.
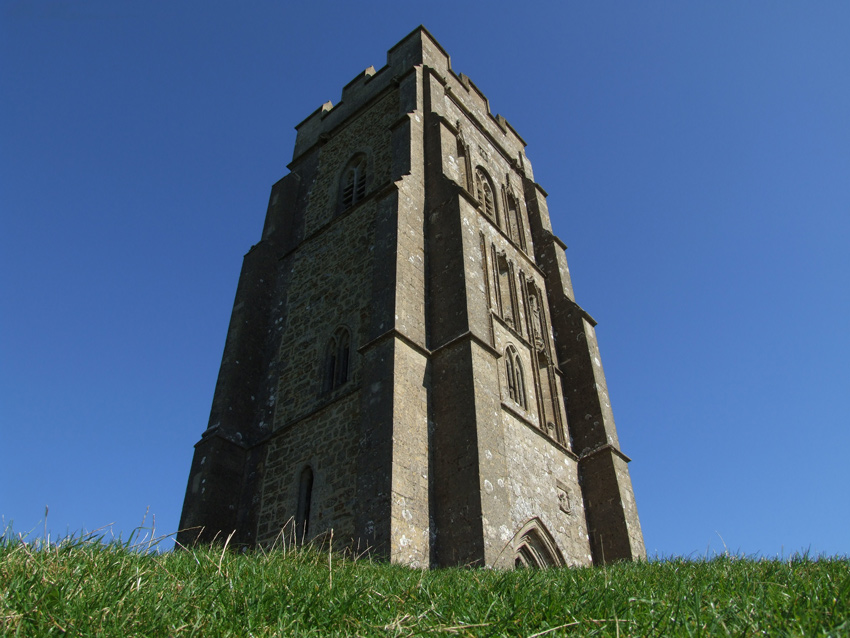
(514, 355), (526, 409)
(474, 168), (496, 220)
(341, 156), (368, 209)
(323, 327), (351, 393)
(335, 329), (350, 387)
(507, 353), (517, 401)
(295, 466), (313, 544)
(506, 346), (526, 409)
(491, 245), (503, 313)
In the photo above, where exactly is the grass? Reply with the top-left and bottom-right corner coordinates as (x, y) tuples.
(1, 529), (848, 637)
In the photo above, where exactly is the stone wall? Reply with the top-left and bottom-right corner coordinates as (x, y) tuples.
(255, 86), (400, 548)
(179, 26), (644, 567)
(272, 199), (376, 426)
(256, 391), (360, 545)
(499, 414), (592, 567)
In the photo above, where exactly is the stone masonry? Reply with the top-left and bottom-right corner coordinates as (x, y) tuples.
(177, 27), (646, 568)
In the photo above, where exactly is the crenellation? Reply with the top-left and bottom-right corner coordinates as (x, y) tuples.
(178, 27), (644, 568)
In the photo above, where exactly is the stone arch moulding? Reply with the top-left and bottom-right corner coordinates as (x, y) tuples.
(510, 517), (565, 568)
(504, 344), (526, 409)
(338, 152), (370, 211)
(322, 325), (352, 393)
(473, 166), (497, 221)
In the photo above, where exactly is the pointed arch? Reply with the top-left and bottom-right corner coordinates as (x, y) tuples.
(505, 345), (526, 410)
(474, 167), (497, 221)
(511, 518), (565, 568)
(322, 326), (351, 393)
(340, 154), (368, 209)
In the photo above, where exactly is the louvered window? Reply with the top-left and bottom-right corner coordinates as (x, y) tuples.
(341, 156), (367, 209)
(322, 327), (351, 393)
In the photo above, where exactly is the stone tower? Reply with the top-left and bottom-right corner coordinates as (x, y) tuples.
(178, 27), (645, 568)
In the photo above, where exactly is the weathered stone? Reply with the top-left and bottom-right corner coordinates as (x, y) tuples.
(177, 26), (645, 567)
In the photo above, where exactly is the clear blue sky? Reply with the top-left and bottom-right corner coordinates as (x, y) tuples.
(2, 1), (848, 559)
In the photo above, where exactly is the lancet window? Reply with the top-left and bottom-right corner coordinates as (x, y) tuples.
(341, 155), (368, 209)
(474, 167), (496, 220)
(323, 327), (351, 393)
(295, 465), (313, 544)
(505, 345), (526, 409)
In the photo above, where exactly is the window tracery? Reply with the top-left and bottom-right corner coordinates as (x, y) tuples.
(512, 519), (564, 568)
(323, 327), (351, 393)
(505, 345), (526, 409)
(474, 167), (496, 220)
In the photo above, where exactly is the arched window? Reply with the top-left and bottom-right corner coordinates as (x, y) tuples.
(295, 466), (313, 544)
(341, 155), (368, 209)
(323, 327), (351, 393)
(474, 167), (496, 220)
(505, 346), (526, 409)
(456, 131), (472, 192)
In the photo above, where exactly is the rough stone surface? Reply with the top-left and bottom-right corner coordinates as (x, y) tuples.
(177, 26), (645, 567)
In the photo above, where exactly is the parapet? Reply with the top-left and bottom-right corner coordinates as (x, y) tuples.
(292, 26), (528, 166)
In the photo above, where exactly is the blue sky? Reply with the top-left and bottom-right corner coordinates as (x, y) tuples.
(2, 1), (848, 558)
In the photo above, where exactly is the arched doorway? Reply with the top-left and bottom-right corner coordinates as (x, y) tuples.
(511, 518), (565, 568)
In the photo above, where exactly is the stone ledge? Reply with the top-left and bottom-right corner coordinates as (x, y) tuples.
(430, 329), (500, 358)
(358, 327), (429, 358)
(578, 443), (632, 464)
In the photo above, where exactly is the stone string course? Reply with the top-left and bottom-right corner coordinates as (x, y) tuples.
(177, 27), (645, 568)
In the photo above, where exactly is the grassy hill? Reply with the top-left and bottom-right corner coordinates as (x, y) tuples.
(2, 533), (848, 636)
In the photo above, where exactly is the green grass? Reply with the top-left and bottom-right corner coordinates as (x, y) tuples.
(1, 531), (848, 637)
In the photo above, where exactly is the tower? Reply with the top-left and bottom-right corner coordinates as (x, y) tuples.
(178, 27), (645, 567)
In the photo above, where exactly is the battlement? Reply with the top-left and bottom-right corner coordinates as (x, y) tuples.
(180, 28), (643, 568)
(292, 26), (528, 168)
